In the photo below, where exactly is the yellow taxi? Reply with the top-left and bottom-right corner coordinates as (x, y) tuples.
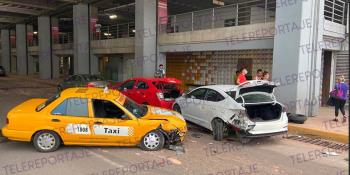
(1, 88), (187, 152)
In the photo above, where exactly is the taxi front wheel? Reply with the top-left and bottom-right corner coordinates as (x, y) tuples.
(33, 130), (61, 152)
(140, 130), (165, 151)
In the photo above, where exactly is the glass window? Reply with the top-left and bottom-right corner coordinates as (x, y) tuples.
(36, 93), (60, 112)
(74, 76), (82, 81)
(120, 80), (135, 90)
(92, 99), (128, 119)
(122, 98), (148, 118)
(188, 88), (207, 100)
(205, 90), (225, 102)
(67, 75), (81, 82)
(136, 81), (149, 89)
(51, 98), (89, 117)
(84, 75), (104, 81)
(226, 91), (236, 99)
(236, 94), (274, 103)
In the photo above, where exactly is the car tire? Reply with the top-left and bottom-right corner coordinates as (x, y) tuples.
(212, 119), (225, 141)
(288, 113), (307, 124)
(173, 104), (181, 114)
(140, 130), (165, 151)
(33, 130), (61, 152)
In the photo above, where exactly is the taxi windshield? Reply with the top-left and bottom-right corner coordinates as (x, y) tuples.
(122, 98), (148, 118)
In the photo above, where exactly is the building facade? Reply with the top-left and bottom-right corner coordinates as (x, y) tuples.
(0, 0), (348, 117)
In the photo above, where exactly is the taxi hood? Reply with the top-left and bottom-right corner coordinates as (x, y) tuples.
(9, 99), (47, 113)
(142, 106), (185, 122)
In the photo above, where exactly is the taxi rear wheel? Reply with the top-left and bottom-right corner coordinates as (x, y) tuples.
(33, 130), (61, 152)
(140, 130), (165, 151)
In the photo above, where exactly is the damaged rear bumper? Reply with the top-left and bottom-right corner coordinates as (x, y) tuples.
(242, 131), (288, 138)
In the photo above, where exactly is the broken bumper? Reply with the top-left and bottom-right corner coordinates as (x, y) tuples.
(243, 131), (288, 138)
(160, 129), (186, 145)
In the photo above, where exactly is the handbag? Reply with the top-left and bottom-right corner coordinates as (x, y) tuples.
(327, 96), (335, 106)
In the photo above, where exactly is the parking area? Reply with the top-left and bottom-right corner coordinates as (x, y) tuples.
(0, 76), (348, 175)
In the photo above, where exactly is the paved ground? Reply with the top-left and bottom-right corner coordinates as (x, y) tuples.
(0, 76), (348, 175)
(299, 107), (349, 135)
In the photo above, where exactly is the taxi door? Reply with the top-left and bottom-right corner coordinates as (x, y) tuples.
(49, 97), (94, 143)
(89, 99), (140, 145)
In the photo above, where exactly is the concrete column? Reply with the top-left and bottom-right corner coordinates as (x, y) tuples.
(16, 24), (28, 75)
(51, 17), (60, 78)
(272, 0), (324, 116)
(157, 52), (166, 70)
(27, 55), (34, 75)
(38, 16), (52, 79)
(90, 5), (99, 75)
(73, 3), (90, 74)
(10, 30), (16, 73)
(27, 25), (34, 75)
(1, 29), (10, 73)
(123, 53), (135, 81)
(135, 0), (157, 77)
(90, 54), (99, 75)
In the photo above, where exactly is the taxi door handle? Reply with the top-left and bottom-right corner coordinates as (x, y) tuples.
(51, 119), (60, 122)
(94, 122), (103, 125)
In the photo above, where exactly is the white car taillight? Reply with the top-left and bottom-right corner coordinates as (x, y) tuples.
(156, 92), (164, 99)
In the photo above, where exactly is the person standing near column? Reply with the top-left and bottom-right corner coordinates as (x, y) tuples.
(155, 64), (166, 78)
(332, 75), (348, 123)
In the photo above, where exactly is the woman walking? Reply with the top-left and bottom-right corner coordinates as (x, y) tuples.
(332, 76), (348, 123)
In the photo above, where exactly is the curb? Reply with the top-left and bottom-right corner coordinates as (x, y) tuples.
(288, 124), (348, 144)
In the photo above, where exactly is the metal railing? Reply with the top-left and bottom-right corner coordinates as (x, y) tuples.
(159, 0), (276, 33)
(324, 0), (347, 25)
(28, 37), (38, 47)
(93, 22), (135, 40)
(57, 32), (73, 44)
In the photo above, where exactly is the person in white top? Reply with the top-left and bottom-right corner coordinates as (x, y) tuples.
(155, 64), (166, 78)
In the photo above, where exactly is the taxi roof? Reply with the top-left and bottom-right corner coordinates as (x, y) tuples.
(60, 87), (126, 104)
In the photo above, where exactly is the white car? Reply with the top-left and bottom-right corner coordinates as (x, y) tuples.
(173, 80), (288, 142)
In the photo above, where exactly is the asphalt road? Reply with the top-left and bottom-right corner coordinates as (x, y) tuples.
(0, 76), (348, 175)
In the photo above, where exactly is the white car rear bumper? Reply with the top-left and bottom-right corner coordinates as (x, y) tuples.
(246, 112), (288, 136)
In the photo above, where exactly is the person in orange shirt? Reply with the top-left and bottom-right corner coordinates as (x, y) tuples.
(236, 68), (248, 85)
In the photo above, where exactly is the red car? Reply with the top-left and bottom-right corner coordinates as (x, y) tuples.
(115, 77), (183, 109)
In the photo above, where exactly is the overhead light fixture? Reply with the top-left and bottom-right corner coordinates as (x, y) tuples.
(109, 15), (118, 19)
(33, 31), (38, 35)
(132, 29), (135, 33)
(213, 0), (224, 6)
(103, 33), (112, 36)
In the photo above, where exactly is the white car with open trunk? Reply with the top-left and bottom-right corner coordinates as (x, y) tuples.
(172, 80), (288, 142)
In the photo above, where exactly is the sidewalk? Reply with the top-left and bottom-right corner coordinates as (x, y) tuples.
(9, 74), (63, 87)
(288, 107), (349, 144)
